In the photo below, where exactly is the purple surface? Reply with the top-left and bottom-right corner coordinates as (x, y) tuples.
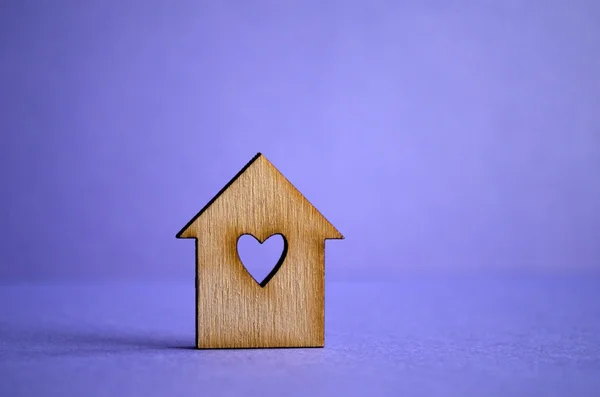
(2, 278), (600, 397)
(2, 1), (600, 395)
(1, 0), (600, 283)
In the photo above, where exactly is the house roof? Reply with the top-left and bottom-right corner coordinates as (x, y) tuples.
(176, 152), (343, 240)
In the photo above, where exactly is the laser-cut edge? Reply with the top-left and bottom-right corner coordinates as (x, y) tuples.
(175, 152), (263, 239)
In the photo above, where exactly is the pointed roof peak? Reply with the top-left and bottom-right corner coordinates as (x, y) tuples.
(176, 152), (343, 240)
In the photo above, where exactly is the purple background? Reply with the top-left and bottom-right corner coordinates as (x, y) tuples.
(2, 0), (599, 283)
(1, 1), (600, 396)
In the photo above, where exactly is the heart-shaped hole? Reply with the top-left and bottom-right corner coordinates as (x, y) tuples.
(236, 233), (288, 287)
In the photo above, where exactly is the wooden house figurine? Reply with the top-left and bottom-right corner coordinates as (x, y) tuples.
(176, 153), (343, 349)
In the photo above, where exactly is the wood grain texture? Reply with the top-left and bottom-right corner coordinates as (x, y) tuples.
(177, 153), (343, 349)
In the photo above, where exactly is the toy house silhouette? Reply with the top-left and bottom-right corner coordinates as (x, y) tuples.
(176, 153), (343, 349)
